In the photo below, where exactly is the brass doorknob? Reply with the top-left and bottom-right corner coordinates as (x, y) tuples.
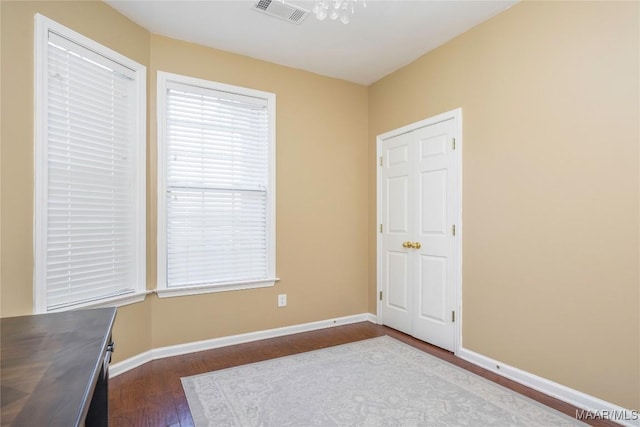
(402, 241), (422, 249)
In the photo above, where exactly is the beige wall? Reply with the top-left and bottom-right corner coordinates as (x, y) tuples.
(2, 0), (638, 412)
(368, 1), (639, 410)
(0, 1), (369, 360)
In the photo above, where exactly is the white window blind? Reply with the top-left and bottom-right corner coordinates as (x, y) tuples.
(35, 15), (146, 312)
(158, 73), (276, 293)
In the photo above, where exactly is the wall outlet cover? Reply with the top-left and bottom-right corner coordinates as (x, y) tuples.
(278, 294), (287, 307)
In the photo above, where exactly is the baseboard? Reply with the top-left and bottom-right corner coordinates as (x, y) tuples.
(458, 347), (639, 427)
(110, 312), (377, 378)
(109, 349), (153, 378)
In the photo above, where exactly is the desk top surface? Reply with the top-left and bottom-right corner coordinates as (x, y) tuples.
(1, 307), (116, 426)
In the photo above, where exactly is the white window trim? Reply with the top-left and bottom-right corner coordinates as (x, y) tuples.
(42, 291), (152, 313)
(156, 71), (278, 298)
(34, 14), (147, 313)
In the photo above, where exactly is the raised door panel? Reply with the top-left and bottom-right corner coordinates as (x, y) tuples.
(417, 255), (447, 323)
(387, 176), (409, 234)
(419, 169), (447, 236)
(419, 132), (447, 159)
(387, 251), (409, 311)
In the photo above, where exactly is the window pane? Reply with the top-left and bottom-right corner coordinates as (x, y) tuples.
(35, 15), (145, 312)
(167, 189), (267, 287)
(161, 76), (274, 289)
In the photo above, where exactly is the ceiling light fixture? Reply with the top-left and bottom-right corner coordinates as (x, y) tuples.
(312, 0), (366, 24)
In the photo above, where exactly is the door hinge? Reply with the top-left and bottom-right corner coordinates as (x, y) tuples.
(452, 310), (455, 322)
(379, 224), (383, 233)
(452, 138), (456, 150)
(452, 224), (456, 236)
(379, 156), (383, 166)
(379, 291), (383, 301)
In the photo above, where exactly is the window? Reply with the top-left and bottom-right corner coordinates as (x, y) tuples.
(34, 15), (146, 313)
(157, 72), (277, 296)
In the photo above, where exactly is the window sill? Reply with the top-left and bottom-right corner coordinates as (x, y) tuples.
(43, 290), (151, 313)
(156, 278), (280, 299)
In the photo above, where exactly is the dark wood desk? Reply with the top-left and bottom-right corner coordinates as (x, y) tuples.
(1, 307), (116, 426)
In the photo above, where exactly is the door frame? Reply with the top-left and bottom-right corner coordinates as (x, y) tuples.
(376, 107), (463, 355)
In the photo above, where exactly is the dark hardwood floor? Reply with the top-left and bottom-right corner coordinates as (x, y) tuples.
(109, 322), (620, 427)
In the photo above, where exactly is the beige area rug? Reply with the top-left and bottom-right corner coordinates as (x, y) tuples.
(182, 336), (585, 426)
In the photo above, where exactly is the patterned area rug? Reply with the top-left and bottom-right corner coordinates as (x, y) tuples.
(182, 336), (584, 426)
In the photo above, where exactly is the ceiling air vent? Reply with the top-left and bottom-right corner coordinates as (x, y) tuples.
(252, 0), (310, 25)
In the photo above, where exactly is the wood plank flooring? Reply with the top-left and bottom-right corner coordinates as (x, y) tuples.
(108, 322), (620, 427)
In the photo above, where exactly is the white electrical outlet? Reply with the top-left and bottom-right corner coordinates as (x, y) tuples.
(278, 294), (287, 307)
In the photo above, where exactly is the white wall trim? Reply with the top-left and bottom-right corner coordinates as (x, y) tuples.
(458, 347), (640, 427)
(155, 278), (279, 299)
(110, 313), (377, 377)
(109, 349), (154, 378)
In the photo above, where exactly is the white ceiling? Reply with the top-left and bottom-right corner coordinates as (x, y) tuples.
(105, 0), (517, 85)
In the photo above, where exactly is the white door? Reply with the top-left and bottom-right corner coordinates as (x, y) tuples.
(379, 115), (458, 352)
(380, 131), (413, 334)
